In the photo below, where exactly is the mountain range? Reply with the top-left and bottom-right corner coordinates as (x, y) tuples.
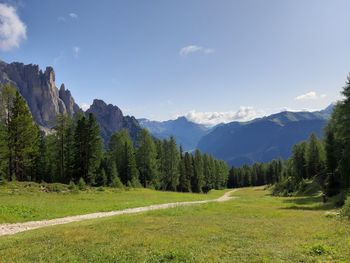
(0, 60), (334, 166)
(140, 106), (333, 166)
(138, 117), (211, 151)
(0, 60), (141, 144)
(197, 106), (333, 166)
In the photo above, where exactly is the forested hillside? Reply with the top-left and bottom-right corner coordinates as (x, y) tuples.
(0, 84), (227, 193)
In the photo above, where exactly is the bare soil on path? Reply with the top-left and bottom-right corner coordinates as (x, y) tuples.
(0, 189), (238, 237)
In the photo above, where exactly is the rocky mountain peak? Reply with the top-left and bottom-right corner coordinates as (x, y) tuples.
(87, 99), (140, 145)
(0, 60), (141, 145)
(0, 61), (80, 128)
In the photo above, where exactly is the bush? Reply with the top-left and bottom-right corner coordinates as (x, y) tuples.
(0, 173), (6, 185)
(68, 181), (76, 190)
(110, 176), (124, 189)
(78, 178), (87, 191)
(272, 177), (302, 196)
(333, 191), (347, 207)
(340, 195), (350, 219)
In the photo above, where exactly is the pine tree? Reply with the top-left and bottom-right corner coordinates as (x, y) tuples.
(86, 113), (103, 184)
(178, 152), (192, 192)
(160, 137), (180, 191)
(192, 150), (204, 192)
(324, 124), (340, 196)
(136, 129), (159, 188)
(305, 133), (325, 178)
(73, 114), (102, 184)
(8, 91), (40, 181)
(0, 84), (16, 180)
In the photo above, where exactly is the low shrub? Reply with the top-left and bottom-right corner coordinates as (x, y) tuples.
(272, 177), (302, 196)
(78, 178), (87, 191)
(110, 176), (124, 189)
(340, 195), (350, 219)
(68, 181), (76, 190)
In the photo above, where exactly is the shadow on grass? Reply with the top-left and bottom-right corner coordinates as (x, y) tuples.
(280, 196), (336, 211)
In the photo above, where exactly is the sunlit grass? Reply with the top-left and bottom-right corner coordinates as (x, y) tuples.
(0, 181), (225, 223)
(0, 187), (349, 262)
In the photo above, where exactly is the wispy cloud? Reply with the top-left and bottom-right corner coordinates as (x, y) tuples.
(69, 13), (78, 19)
(295, 91), (327, 101)
(0, 3), (26, 51)
(73, 46), (80, 58)
(58, 12), (78, 22)
(179, 45), (215, 57)
(185, 107), (264, 126)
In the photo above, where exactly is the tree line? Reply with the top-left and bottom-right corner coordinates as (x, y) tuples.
(0, 84), (228, 193)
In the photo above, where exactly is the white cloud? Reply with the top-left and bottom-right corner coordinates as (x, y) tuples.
(185, 107), (264, 126)
(80, 103), (90, 111)
(179, 45), (215, 57)
(0, 3), (26, 51)
(73, 46), (80, 58)
(69, 13), (78, 19)
(295, 91), (327, 101)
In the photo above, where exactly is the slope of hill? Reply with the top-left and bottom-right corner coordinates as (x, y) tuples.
(138, 116), (210, 151)
(197, 109), (332, 166)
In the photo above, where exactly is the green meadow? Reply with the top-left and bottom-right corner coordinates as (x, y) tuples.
(0, 185), (349, 262)
(0, 182), (225, 223)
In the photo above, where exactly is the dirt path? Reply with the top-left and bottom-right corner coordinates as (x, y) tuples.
(0, 189), (238, 237)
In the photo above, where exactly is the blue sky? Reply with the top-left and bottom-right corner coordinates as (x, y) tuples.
(0, 0), (349, 124)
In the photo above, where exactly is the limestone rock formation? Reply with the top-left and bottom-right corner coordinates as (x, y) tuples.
(0, 60), (80, 128)
(0, 60), (141, 144)
(87, 99), (141, 145)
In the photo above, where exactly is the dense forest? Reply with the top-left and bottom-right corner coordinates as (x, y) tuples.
(228, 75), (350, 201)
(0, 84), (228, 193)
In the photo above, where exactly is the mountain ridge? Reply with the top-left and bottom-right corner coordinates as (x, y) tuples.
(0, 60), (141, 144)
(197, 107), (332, 166)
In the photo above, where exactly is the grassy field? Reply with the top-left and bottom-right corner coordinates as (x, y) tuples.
(0, 182), (225, 223)
(0, 186), (349, 262)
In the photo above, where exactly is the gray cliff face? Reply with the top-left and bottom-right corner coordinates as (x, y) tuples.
(0, 60), (141, 144)
(59, 84), (81, 117)
(87, 99), (141, 145)
(0, 61), (80, 128)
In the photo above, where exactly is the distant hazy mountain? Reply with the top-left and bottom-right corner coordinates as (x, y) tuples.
(138, 116), (211, 151)
(197, 107), (333, 166)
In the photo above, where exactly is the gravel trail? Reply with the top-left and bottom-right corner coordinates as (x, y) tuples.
(0, 189), (238, 237)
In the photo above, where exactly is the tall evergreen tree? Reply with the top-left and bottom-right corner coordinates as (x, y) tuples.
(0, 84), (16, 180)
(160, 137), (180, 191)
(192, 150), (204, 193)
(178, 152), (192, 192)
(8, 91), (40, 181)
(73, 114), (102, 184)
(136, 129), (159, 188)
(305, 133), (325, 179)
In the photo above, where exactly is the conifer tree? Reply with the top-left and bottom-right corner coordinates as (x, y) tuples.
(178, 152), (192, 192)
(8, 91), (40, 181)
(136, 129), (159, 188)
(192, 149), (204, 192)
